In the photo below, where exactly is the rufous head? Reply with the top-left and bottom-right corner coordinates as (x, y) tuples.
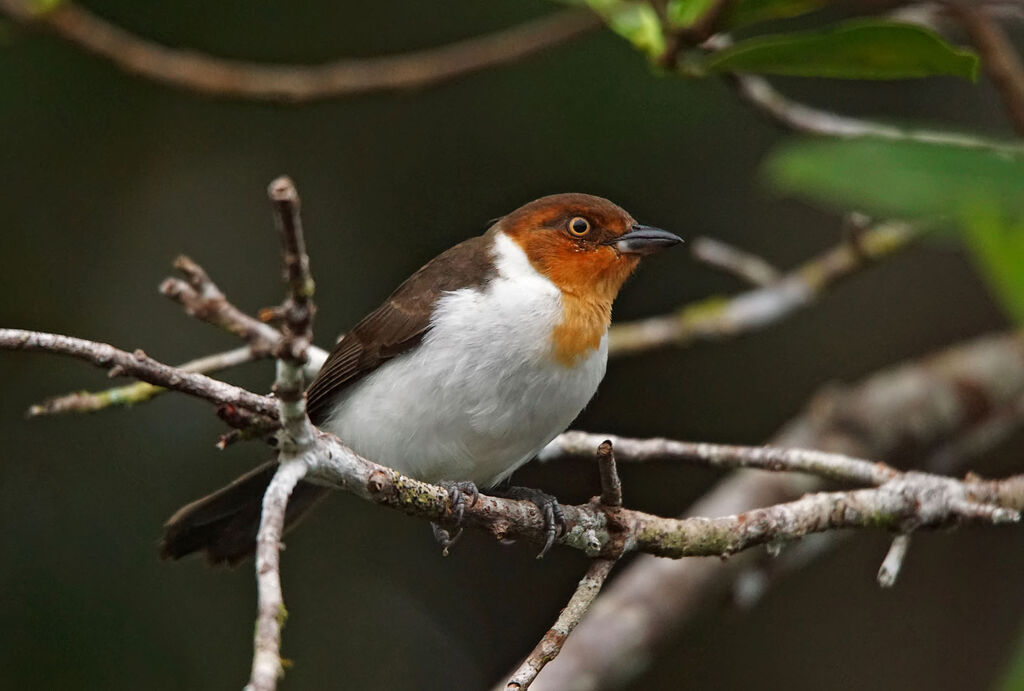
(497, 193), (681, 302)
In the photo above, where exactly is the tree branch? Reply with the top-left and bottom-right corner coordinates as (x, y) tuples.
(7, 329), (1020, 561)
(0, 1), (600, 102)
(690, 236), (781, 287)
(290, 429), (1023, 561)
(947, 1), (1024, 136)
(26, 344), (257, 416)
(504, 558), (616, 691)
(727, 72), (1024, 153)
(246, 176), (320, 691)
(542, 432), (900, 485)
(0, 328), (277, 417)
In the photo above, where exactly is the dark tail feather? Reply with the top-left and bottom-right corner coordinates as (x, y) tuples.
(160, 460), (329, 566)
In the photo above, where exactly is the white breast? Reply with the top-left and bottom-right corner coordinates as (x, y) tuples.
(319, 232), (608, 487)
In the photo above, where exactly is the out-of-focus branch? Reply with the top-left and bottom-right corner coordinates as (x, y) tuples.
(608, 220), (917, 355)
(728, 73), (1024, 153)
(690, 236), (781, 287)
(947, 1), (1024, 135)
(532, 329), (1024, 690)
(0, 328), (277, 417)
(0, 1), (599, 102)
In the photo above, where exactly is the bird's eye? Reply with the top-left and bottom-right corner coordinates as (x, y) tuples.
(568, 217), (591, 237)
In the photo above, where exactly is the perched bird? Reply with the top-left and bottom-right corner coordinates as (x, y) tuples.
(161, 193), (681, 564)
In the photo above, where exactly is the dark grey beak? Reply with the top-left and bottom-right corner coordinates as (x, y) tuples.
(607, 225), (684, 256)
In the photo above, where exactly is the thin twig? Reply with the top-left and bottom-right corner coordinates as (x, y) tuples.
(608, 220), (919, 356)
(728, 73), (1024, 153)
(503, 442), (624, 688)
(27, 342), (328, 417)
(27, 345), (256, 416)
(504, 558), (616, 690)
(877, 533), (912, 588)
(160, 255), (282, 354)
(1, 329), (277, 417)
(690, 236), (781, 287)
(266, 176), (315, 367)
(0, 1), (600, 102)
(947, 1), (1024, 135)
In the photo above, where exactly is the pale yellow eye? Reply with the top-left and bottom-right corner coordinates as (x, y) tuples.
(568, 217), (591, 237)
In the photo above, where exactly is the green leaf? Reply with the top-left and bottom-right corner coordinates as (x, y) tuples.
(961, 203), (1024, 323)
(586, 1), (666, 59)
(726, 0), (826, 28)
(705, 20), (978, 80)
(763, 138), (1024, 219)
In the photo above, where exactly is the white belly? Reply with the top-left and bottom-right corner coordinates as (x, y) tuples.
(319, 235), (608, 487)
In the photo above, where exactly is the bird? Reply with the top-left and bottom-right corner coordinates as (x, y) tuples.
(160, 193), (682, 565)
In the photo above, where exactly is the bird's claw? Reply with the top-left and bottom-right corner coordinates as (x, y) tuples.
(440, 480), (480, 524)
(432, 480), (479, 556)
(500, 486), (567, 559)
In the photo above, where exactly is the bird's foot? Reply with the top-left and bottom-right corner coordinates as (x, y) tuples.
(497, 486), (567, 559)
(432, 480), (480, 556)
(431, 522), (462, 557)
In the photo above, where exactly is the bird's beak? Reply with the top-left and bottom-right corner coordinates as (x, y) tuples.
(607, 225), (684, 256)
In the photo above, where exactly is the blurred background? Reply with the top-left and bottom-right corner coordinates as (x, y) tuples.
(2, 1), (1023, 689)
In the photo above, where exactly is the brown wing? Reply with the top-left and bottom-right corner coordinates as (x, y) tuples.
(305, 232), (495, 424)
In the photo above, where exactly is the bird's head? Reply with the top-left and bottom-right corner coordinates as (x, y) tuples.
(496, 193), (682, 303)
